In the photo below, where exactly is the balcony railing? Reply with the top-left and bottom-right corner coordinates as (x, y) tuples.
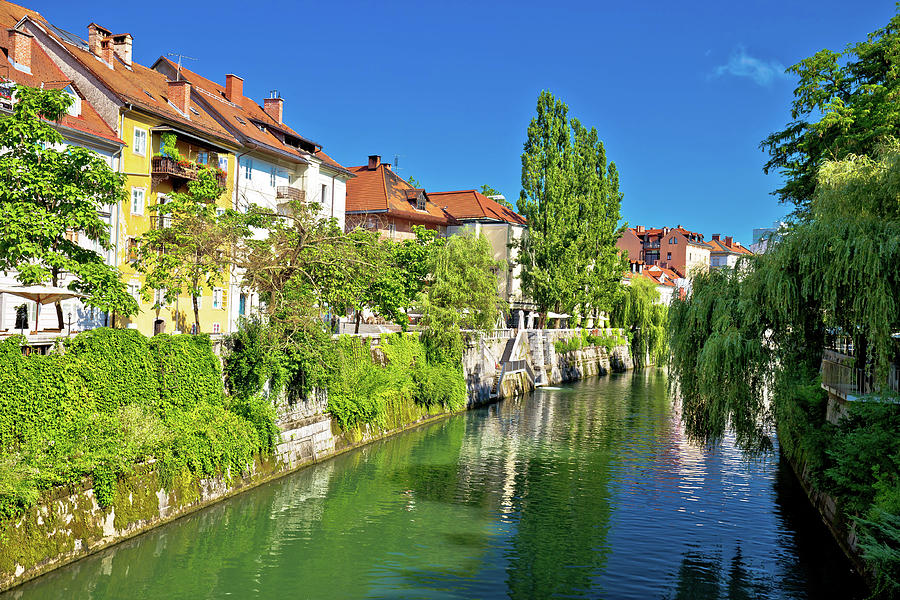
(276, 186), (305, 202)
(152, 156), (197, 182)
(821, 349), (900, 400)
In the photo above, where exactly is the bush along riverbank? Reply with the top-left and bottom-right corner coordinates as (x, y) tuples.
(0, 325), (472, 591)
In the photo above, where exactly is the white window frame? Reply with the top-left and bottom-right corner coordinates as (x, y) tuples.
(212, 287), (223, 309)
(131, 187), (146, 216)
(270, 167), (276, 188)
(244, 158), (253, 180)
(133, 127), (148, 157)
(128, 281), (141, 302)
(212, 322), (221, 334)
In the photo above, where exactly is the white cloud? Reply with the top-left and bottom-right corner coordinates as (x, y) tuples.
(711, 46), (789, 86)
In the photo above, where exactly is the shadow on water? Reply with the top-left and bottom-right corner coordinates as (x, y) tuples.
(2, 370), (869, 600)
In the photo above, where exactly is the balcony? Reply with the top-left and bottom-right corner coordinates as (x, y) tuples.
(152, 156), (197, 184)
(276, 186), (305, 202)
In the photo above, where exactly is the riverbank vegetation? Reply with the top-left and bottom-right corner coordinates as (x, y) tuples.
(669, 11), (900, 594)
(0, 329), (274, 522)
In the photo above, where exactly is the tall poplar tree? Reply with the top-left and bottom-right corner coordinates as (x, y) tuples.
(516, 91), (625, 326)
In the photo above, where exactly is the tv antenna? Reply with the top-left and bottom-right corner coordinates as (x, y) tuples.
(393, 154), (405, 171)
(167, 52), (197, 81)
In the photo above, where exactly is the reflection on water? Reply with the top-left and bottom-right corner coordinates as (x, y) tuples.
(4, 371), (867, 599)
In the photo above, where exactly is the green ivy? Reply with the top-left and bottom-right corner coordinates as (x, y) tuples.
(0, 329), (277, 523)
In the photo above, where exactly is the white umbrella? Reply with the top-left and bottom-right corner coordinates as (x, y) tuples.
(0, 285), (84, 331)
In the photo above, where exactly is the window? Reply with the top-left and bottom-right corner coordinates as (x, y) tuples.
(670, 237), (677, 244)
(235, 116), (247, 125)
(238, 293), (247, 316)
(270, 168), (277, 188)
(133, 127), (147, 156)
(126, 237), (139, 261)
(154, 288), (167, 307)
(321, 184), (328, 205)
(417, 195), (426, 211)
(131, 187), (145, 216)
(243, 158), (252, 180)
(388, 223), (396, 238)
(216, 208), (226, 217)
(212, 323), (221, 334)
(63, 85), (81, 117)
(197, 151), (209, 165)
(667, 252), (671, 261)
(128, 281), (140, 302)
(212, 287), (225, 309)
(218, 156), (228, 172)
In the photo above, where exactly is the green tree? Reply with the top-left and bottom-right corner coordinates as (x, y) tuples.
(135, 168), (242, 333)
(479, 184), (514, 210)
(419, 231), (502, 356)
(516, 91), (625, 326)
(406, 175), (422, 188)
(0, 85), (137, 324)
(761, 9), (900, 217)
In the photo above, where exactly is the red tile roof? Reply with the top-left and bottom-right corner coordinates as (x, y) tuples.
(707, 238), (753, 255)
(625, 263), (681, 288)
(346, 162), (452, 225)
(0, 22), (121, 145)
(14, 11), (239, 147)
(428, 190), (526, 226)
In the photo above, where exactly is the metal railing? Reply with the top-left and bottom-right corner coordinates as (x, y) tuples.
(821, 349), (900, 400)
(276, 186), (305, 202)
(151, 156), (197, 181)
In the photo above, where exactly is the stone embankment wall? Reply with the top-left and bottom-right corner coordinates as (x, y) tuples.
(0, 329), (633, 592)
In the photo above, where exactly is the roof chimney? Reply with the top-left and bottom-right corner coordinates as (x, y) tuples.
(225, 74), (243, 104)
(263, 94), (283, 124)
(635, 225), (644, 233)
(725, 236), (733, 247)
(712, 234), (720, 241)
(168, 79), (191, 116)
(99, 38), (114, 68)
(111, 33), (132, 67)
(368, 155), (381, 170)
(87, 23), (111, 56)
(6, 28), (33, 73)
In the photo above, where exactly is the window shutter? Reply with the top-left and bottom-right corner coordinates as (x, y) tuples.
(221, 287), (227, 309)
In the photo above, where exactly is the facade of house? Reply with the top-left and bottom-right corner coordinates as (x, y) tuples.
(0, 9), (125, 334)
(345, 155), (453, 238)
(149, 59), (353, 333)
(707, 234), (753, 268)
(431, 189), (529, 310)
(616, 225), (711, 277)
(21, 13), (244, 337)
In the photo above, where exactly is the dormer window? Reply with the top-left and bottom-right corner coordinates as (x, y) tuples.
(63, 85), (81, 117)
(416, 195), (425, 211)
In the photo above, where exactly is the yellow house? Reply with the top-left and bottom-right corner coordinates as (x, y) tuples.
(24, 18), (242, 336)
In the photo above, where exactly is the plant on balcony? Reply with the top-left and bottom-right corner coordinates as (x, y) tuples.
(156, 132), (183, 161)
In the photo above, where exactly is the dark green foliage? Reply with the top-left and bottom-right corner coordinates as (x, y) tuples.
(0, 328), (276, 522)
(611, 277), (668, 368)
(65, 328), (157, 412)
(553, 329), (628, 354)
(149, 334), (223, 410)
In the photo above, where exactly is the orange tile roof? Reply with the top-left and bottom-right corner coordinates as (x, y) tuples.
(624, 264), (680, 287)
(428, 190), (527, 226)
(154, 58), (311, 163)
(15, 12), (239, 147)
(0, 20), (121, 145)
(346, 162), (452, 225)
(707, 238), (753, 255)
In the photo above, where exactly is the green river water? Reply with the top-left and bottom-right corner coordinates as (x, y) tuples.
(4, 370), (868, 599)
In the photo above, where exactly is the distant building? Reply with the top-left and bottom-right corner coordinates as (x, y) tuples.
(616, 225), (711, 278)
(430, 189), (528, 310)
(750, 221), (785, 254)
(345, 155), (452, 239)
(623, 261), (686, 305)
(707, 234), (753, 268)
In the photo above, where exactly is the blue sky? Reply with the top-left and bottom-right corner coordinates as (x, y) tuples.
(36, 0), (898, 244)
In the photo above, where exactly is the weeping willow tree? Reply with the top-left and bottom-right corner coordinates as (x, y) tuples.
(610, 276), (668, 367)
(670, 143), (900, 590)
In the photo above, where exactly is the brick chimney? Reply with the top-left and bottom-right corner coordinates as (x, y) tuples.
(6, 28), (32, 72)
(263, 95), (283, 124)
(111, 33), (132, 67)
(99, 38), (114, 68)
(88, 23), (111, 55)
(368, 155), (381, 170)
(225, 74), (243, 104)
(635, 225), (645, 233)
(712, 234), (720, 241)
(725, 236), (733, 247)
(168, 79), (191, 116)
